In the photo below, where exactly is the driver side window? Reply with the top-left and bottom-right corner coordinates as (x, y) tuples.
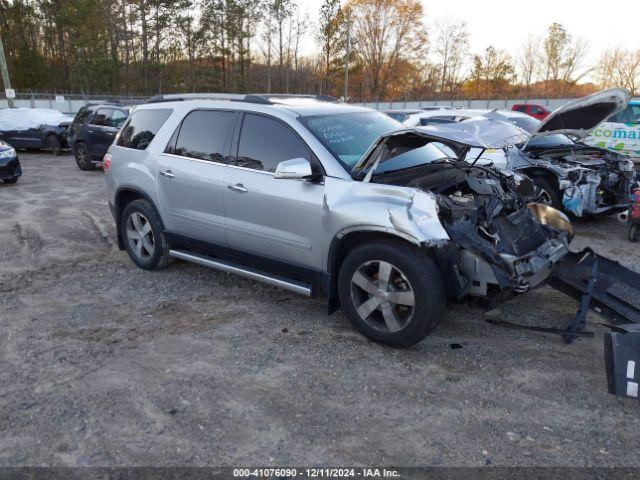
(236, 114), (313, 173)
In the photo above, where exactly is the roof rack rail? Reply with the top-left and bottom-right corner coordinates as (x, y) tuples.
(145, 93), (341, 105)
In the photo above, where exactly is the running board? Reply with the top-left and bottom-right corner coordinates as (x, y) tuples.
(169, 249), (312, 296)
(550, 249), (640, 325)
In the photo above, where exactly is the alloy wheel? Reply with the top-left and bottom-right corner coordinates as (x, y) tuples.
(535, 186), (553, 205)
(126, 212), (155, 259)
(350, 260), (415, 333)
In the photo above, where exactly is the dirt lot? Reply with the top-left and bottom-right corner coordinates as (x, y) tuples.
(1, 152), (639, 467)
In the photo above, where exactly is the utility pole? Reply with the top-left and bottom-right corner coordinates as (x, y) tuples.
(0, 34), (14, 108)
(343, 9), (350, 103)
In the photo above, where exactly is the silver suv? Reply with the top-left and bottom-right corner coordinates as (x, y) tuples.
(105, 94), (573, 347)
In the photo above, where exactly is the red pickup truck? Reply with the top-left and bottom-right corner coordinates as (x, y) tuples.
(511, 103), (551, 120)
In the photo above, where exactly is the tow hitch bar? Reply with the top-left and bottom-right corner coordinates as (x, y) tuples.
(561, 249), (598, 344)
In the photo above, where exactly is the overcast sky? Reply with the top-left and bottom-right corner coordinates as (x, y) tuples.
(301, 0), (640, 76)
(423, 0), (640, 59)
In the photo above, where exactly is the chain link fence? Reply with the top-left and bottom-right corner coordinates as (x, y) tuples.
(0, 92), (147, 114)
(2, 92), (639, 115)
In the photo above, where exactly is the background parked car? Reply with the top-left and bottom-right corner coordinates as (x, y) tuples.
(67, 103), (131, 170)
(0, 107), (72, 154)
(383, 109), (425, 123)
(511, 103), (552, 120)
(585, 99), (640, 159)
(0, 140), (21, 184)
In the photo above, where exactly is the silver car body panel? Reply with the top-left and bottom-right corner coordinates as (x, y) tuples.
(533, 88), (630, 140)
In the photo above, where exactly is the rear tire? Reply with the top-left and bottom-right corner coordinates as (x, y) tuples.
(46, 134), (62, 155)
(338, 240), (445, 348)
(74, 143), (94, 171)
(120, 199), (171, 270)
(532, 176), (562, 210)
(629, 224), (640, 243)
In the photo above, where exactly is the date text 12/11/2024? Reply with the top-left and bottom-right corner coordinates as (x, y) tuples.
(233, 468), (401, 478)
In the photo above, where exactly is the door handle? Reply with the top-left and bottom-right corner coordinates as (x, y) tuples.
(227, 183), (248, 193)
(159, 170), (175, 179)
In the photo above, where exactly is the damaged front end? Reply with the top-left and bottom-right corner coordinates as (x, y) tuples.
(421, 166), (570, 299)
(515, 146), (637, 216)
(352, 123), (572, 303)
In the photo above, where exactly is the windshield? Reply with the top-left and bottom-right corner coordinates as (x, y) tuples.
(526, 134), (575, 148)
(299, 111), (403, 171)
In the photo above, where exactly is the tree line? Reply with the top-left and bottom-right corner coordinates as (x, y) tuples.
(0, 0), (638, 101)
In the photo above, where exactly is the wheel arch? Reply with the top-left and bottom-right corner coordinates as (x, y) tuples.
(325, 229), (434, 314)
(518, 166), (560, 186)
(114, 186), (163, 251)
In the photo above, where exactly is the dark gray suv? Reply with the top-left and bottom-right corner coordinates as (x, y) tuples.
(67, 103), (131, 170)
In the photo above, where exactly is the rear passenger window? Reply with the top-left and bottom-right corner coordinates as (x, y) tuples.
(91, 108), (111, 126)
(117, 109), (172, 150)
(74, 107), (93, 124)
(236, 113), (311, 172)
(170, 110), (234, 163)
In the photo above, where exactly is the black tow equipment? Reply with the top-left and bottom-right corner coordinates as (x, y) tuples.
(488, 247), (640, 340)
(486, 247), (640, 399)
(604, 324), (640, 400)
(550, 248), (640, 327)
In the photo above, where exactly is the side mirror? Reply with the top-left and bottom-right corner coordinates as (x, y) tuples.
(274, 158), (313, 179)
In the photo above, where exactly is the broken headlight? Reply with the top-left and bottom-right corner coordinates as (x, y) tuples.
(619, 158), (634, 172)
(527, 203), (573, 236)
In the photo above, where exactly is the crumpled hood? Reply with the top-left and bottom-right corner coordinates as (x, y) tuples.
(353, 118), (530, 179)
(533, 88), (630, 140)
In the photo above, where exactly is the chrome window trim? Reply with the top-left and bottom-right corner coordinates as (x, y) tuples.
(161, 153), (275, 176)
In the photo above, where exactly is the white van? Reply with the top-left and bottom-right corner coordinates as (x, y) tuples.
(586, 99), (640, 159)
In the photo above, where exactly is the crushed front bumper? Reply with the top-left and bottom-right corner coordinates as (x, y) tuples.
(459, 238), (569, 297)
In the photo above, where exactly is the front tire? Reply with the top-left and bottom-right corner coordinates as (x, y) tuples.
(3, 177), (18, 184)
(338, 240), (445, 348)
(74, 143), (94, 171)
(120, 199), (171, 270)
(532, 177), (562, 210)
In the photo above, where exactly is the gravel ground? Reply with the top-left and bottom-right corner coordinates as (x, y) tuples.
(0, 152), (639, 467)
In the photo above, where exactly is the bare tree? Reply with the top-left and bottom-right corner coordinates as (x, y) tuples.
(316, 0), (345, 95)
(541, 22), (590, 95)
(597, 46), (640, 95)
(347, 0), (427, 101)
(432, 17), (469, 99)
(518, 34), (540, 97)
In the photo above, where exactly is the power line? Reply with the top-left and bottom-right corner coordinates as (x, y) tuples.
(0, 34), (14, 108)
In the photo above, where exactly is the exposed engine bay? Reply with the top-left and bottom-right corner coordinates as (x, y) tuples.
(513, 144), (637, 217)
(372, 161), (572, 300)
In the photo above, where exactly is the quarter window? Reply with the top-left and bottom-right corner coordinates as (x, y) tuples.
(117, 109), (172, 150)
(236, 114), (311, 172)
(170, 110), (235, 163)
